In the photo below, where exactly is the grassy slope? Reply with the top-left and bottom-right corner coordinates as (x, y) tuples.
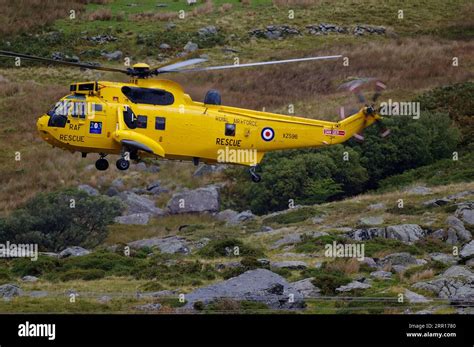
(0, 0), (472, 213)
(1, 181), (472, 313)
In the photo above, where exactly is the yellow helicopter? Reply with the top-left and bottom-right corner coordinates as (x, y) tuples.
(0, 50), (388, 182)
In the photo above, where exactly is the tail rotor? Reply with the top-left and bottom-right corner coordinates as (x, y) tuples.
(338, 78), (390, 141)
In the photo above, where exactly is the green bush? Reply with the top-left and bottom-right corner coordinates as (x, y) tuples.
(135, 260), (218, 286)
(379, 152), (474, 190)
(59, 269), (106, 281)
(414, 82), (473, 146)
(62, 251), (142, 276)
(222, 110), (460, 214)
(305, 269), (351, 295)
(353, 112), (460, 188)
(294, 234), (347, 253)
(197, 238), (264, 258)
(263, 207), (322, 225)
(0, 188), (123, 252)
(221, 146), (368, 214)
(363, 238), (422, 257)
(11, 256), (59, 277)
(0, 267), (11, 284)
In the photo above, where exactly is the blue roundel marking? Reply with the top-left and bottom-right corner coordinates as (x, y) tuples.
(261, 127), (275, 141)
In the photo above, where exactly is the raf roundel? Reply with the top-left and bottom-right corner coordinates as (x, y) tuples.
(261, 127), (275, 141)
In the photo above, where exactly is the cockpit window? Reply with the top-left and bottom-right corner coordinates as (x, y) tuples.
(65, 94), (86, 100)
(47, 103), (67, 128)
(71, 102), (86, 119)
(121, 86), (174, 105)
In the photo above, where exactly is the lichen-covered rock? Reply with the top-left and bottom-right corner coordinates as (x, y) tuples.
(336, 281), (371, 292)
(167, 186), (219, 214)
(182, 269), (305, 310)
(291, 278), (321, 298)
(114, 213), (151, 225)
(404, 289), (431, 303)
(271, 261), (308, 270)
(59, 246), (90, 258)
(118, 191), (165, 216)
(378, 252), (418, 267)
(0, 284), (22, 298)
(386, 224), (425, 243)
(460, 241), (474, 259)
(128, 236), (190, 255)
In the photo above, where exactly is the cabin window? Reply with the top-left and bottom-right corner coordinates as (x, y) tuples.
(47, 103), (67, 128)
(121, 86), (174, 105)
(225, 123), (236, 136)
(93, 103), (103, 112)
(71, 102), (86, 119)
(155, 117), (166, 130)
(123, 107), (137, 129)
(137, 115), (148, 128)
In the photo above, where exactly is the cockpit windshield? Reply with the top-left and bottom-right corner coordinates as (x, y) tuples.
(47, 98), (89, 128)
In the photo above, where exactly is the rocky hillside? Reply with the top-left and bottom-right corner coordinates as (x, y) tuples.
(1, 164), (473, 313)
(0, 0), (473, 314)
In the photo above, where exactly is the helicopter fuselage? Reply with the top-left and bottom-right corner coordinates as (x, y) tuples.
(36, 78), (379, 168)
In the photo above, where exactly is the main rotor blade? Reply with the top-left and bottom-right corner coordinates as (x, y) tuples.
(155, 58), (207, 73)
(158, 55), (342, 73)
(0, 50), (129, 74)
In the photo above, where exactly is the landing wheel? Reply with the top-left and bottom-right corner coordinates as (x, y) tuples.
(116, 158), (130, 171)
(95, 158), (109, 171)
(249, 166), (261, 183)
(251, 173), (262, 183)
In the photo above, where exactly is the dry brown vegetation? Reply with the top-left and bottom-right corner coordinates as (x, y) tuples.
(272, 0), (325, 7)
(219, 3), (233, 13)
(131, 0), (214, 22)
(87, 8), (113, 21)
(176, 37), (474, 116)
(0, 0), (110, 37)
(325, 258), (360, 275)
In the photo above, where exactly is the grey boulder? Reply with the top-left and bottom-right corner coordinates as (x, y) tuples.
(271, 261), (308, 270)
(77, 184), (99, 196)
(413, 266), (474, 304)
(430, 252), (458, 265)
(404, 289), (431, 303)
(167, 186), (219, 214)
(0, 284), (22, 298)
(59, 246), (90, 258)
(271, 233), (302, 249)
(446, 216), (471, 243)
(183, 269), (305, 310)
(386, 224), (425, 243)
(460, 241), (474, 260)
(101, 50), (123, 61)
(118, 191), (165, 216)
(291, 278), (321, 298)
(370, 270), (392, 280)
(114, 213), (151, 225)
(455, 204), (474, 227)
(378, 252), (418, 267)
(127, 236), (189, 255)
(336, 281), (371, 292)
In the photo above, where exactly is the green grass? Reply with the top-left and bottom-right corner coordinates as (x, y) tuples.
(379, 152), (474, 191)
(263, 207), (322, 225)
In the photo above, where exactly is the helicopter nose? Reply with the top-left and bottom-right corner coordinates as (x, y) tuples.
(37, 114), (51, 140)
(37, 114), (49, 131)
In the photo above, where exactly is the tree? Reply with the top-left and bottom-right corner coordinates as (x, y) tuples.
(0, 188), (123, 251)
